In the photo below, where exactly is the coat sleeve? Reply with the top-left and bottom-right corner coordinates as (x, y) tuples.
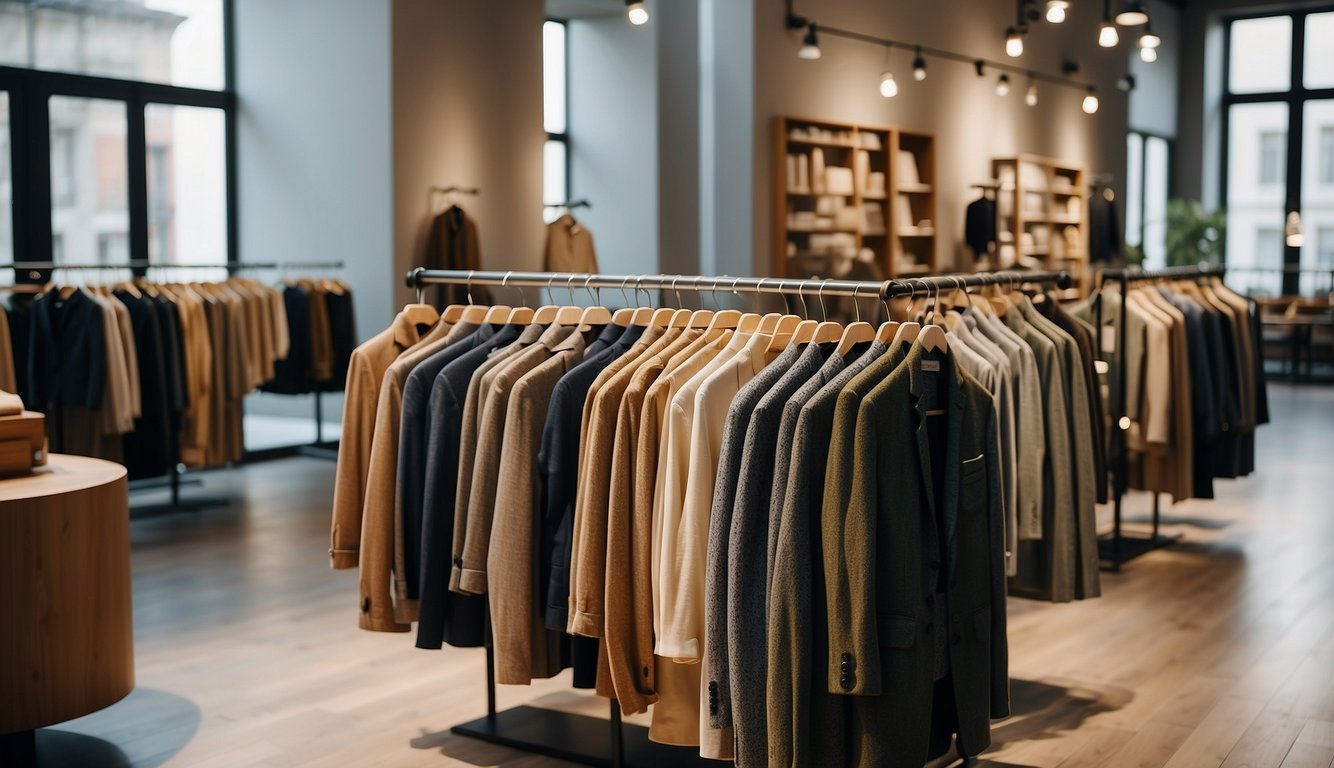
(822, 391), (881, 696)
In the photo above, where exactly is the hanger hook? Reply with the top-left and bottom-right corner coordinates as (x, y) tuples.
(853, 283), (862, 324)
(568, 273), (578, 307)
(620, 275), (632, 309)
(672, 275), (683, 308)
(586, 274), (598, 307)
(415, 273), (425, 304)
(466, 270), (475, 305)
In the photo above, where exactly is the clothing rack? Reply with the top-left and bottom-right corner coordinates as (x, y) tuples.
(401, 265), (1070, 768)
(1094, 263), (1227, 570)
(1, 259), (348, 509)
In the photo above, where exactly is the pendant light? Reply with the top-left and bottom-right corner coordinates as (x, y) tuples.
(1286, 211), (1305, 248)
(1005, 27), (1024, 57)
(1025, 79), (1039, 106)
(798, 23), (821, 60)
(1115, 2), (1149, 26)
(996, 73), (1011, 96)
(625, 0), (649, 26)
(1099, 0), (1119, 46)
(1140, 45), (1158, 62)
(1139, 24), (1161, 48)
(1082, 86), (1100, 114)
(912, 46), (927, 80)
(1045, 0), (1069, 23)
(880, 70), (899, 97)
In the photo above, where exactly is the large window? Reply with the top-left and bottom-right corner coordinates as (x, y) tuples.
(1223, 10), (1334, 296)
(1125, 131), (1173, 270)
(543, 19), (569, 224)
(0, 0), (233, 280)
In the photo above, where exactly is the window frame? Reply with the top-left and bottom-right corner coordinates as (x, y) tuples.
(1220, 9), (1334, 295)
(1126, 129), (1175, 268)
(0, 0), (235, 282)
(544, 17), (571, 208)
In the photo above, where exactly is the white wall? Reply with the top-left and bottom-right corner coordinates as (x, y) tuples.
(1129, 0), (1181, 139)
(392, 0), (546, 309)
(568, 14), (659, 278)
(751, 0), (1135, 273)
(234, 0), (395, 340)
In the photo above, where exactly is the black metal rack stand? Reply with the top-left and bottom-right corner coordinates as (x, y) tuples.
(1093, 263), (1227, 570)
(406, 265), (1072, 766)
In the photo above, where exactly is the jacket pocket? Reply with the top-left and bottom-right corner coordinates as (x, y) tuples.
(961, 454), (987, 511)
(973, 608), (991, 642)
(879, 614), (918, 648)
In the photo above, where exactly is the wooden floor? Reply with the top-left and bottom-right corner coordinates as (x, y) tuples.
(29, 383), (1334, 767)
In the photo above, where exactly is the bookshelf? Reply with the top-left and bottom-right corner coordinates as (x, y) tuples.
(990, 155), (1089, 298)
(773, 116), (938, 281)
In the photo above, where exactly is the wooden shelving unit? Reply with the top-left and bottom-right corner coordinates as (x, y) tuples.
(773, 116), (938, 281)
(990, 155), (1089, 298)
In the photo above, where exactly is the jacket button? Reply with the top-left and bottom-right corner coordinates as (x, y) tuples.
(840, 674), (852, 691)
(453, 556), (463, 566)
(643, 666), (650, 677)
(361, 597), (370, 613)
(951, 632), (962, 645)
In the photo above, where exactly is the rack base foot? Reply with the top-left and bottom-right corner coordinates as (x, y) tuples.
(451, 705), (719, 768)
(1098, 532), (1180, 570)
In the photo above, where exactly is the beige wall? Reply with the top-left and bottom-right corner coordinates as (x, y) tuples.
(752, 0), (1136, 273)
(391, 0), (546, 308)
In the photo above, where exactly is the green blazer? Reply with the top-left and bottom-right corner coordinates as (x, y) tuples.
(823, 339), (1010, 766)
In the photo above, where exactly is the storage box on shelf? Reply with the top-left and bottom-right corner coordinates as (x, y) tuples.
(990, 155), (1089, 298)
(773, 116), (937, 282)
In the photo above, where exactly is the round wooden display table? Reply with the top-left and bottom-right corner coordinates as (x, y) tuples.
(0, 454), (133, 762)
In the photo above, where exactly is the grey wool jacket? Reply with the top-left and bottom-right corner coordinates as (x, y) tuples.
(701, 343), (802, 739)
(724, 342), (830, 766)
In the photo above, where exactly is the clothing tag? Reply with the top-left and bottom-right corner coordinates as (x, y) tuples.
(1101, 325), (1116, 353)
(921, 359), (941, 372)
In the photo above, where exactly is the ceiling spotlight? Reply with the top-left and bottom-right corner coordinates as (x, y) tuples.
(1006, 27), (1024, 57)
(1025, 80), (1039, 106)
(1083, 86), (1100, 114)
(879, 70), (899, 98)
(975, 59), (986, 77)
(913, 46), (927, 80)
(1140, 45), (1158, 62)
(1099, 21), (1120, 47)
(1045, 0), (1069, 23)
(1117, 73), (1137, 91)
(1115, 2), (1149, 26)
(996, 73), (1011, 96)
(798, 23), (821, 60)
(626, 0), (649, 26)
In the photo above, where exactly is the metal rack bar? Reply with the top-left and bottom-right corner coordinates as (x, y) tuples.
(405, 267), (1072, 302)
(412, 265), (1071, 767)
(1097, 263), (1226, 570)
(0, 259), (347, 271)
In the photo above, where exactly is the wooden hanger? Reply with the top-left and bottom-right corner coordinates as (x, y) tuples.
(916, 282), (948, 353)
(402, 302), (442, 328)
(837, 320), (875, 355)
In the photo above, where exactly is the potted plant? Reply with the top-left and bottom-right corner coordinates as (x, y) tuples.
(1165, 199), (1226, 267)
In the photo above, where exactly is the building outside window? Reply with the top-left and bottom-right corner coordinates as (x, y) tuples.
(1224, 10), (1334, 296)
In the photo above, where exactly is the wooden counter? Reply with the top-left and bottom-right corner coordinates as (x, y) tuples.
(0, 454), (134, 735)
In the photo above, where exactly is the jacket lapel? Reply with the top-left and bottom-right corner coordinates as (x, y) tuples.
(942, 354), (968, 577)
(907, 342), (937, 530)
